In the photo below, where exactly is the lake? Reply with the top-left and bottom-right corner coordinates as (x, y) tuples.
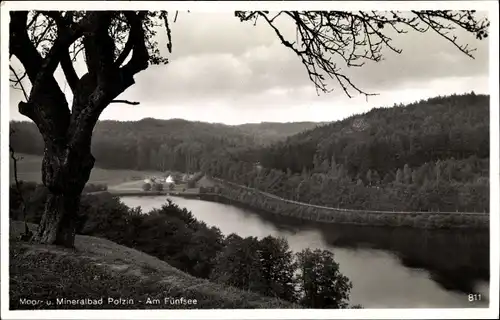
(121, 195), (490, 308)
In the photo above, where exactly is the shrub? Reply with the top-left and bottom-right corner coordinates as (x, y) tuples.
(76, 195), (225, 280)
(83, 183), (108, 193)
(10, 182), (49, 224)
(10, 181), (38, 216)
(153, 183), (164, 192)
(142, 183), (152, 191)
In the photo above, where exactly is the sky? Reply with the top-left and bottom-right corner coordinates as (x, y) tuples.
(9, 11), (490, 125)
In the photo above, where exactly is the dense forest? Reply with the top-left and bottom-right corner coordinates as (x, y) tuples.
(252, 93), (489, 175)
(10, 93), (489, 212)
(203, 93), (490, 212)
(236, 121), (329, 143)
(10, 119), (321, 172)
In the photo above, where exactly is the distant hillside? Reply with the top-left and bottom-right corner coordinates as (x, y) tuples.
(204, 93), (490, 212)
(10, 118), (323, 173)
(251, 93), (489, 177)
(9, 93), (488, 183)
(235, 121), (329, 143)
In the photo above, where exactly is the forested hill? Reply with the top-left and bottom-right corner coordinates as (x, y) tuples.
(248, 93), (489, 178)
(9, 118), (322, 172)
(208, 93), (490, 212)
(9, 93), (490, 211)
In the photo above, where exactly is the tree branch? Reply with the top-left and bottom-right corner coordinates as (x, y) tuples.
(83, 12), (116, 78)
(34, 11), (83, 84)
(9, 12), (44, 84)
(238, 10), (489, 96)
(68, 13), (148, 149)
(121, 11), (149, 76)
(60, 48), (79, 93)
(10, 11), (73, 139)
(41, 11), (81, 93)
(114, 34), (134, 67)
(9, 65), (29, 101)
(111, 99), (140, 105)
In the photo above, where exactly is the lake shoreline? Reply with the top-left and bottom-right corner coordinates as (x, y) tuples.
(100, 187), (489, 230)
(119, 195), (490, 308)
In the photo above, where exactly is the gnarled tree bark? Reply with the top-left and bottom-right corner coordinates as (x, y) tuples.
(34, 142), (95, 246)
(10, 11), (149, 247)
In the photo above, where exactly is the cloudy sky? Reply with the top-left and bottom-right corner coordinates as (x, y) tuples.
(9, 11), (490, 125)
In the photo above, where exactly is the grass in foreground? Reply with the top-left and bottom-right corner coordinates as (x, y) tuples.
(9, 221), (296, 310)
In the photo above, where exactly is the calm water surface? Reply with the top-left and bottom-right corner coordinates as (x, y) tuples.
(121, 196), (490, 308)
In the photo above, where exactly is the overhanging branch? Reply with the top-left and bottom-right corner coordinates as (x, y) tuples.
(110, 100), (140, 105)
(238, 10), (489, 97)
(121, 11), (149, 76)
(60, 48), (79, 93)
(41, 11), (81, 93)
(83, 12), (116, 77)
(9, 12), (44, 84)
(9, 66), (29, 101)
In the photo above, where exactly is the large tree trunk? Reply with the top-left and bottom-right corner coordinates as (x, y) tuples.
(35, 193), (81, 247)
(32, 143), (95, 247)
(10, 11), (150, 248)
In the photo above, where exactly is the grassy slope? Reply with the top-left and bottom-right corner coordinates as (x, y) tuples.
(9, 221), (295, 310)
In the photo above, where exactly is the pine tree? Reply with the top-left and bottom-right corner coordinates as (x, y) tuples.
(383, 173), (393, 184)
(313, 154), (321, 170)
(436, 160), (442, 185)
(366, 169), (373, 186)
(320, 159), (330, 172)
(403, 164), (412, 184)
(396, 168), (404, 184)
(372, 170), (381, 185)
(329, 155), (338, 177)
(302, 166), (309, 178)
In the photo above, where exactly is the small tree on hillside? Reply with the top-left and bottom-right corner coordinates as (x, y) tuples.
(258, 236), (299, 302)
(142, 182), (152, 191)
(210, 234), (264, 291)
(153, 182), (164, 191)
(9, 9), (489, 247)
(296, 248), (352, 308)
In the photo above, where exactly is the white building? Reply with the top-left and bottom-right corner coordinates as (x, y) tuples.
(165, 175), (174, 184)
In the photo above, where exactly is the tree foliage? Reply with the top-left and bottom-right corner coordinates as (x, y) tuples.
(297, 249), (352, 308)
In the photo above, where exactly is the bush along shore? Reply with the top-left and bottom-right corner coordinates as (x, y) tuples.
(200, 178), (489, 230)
